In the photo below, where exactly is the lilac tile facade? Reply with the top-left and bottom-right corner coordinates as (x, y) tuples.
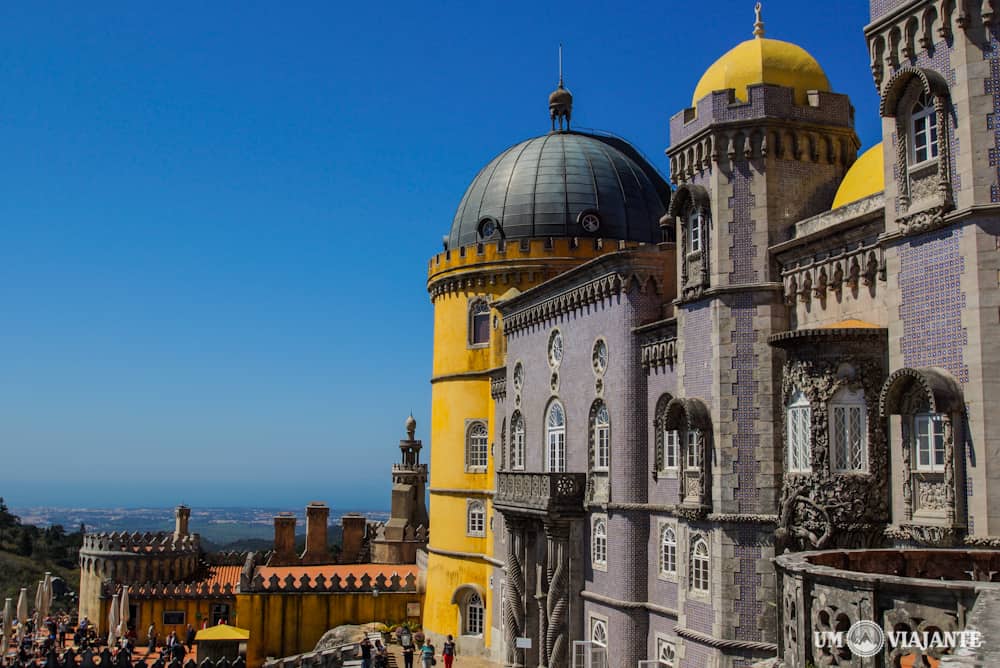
(682, 303), (714, 402)
(731, 294), (760, 514)
(728, 164), (759, 285)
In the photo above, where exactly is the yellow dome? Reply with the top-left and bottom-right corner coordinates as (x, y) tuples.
(692, 37), (831, 106)
(831, 143), (884, 209)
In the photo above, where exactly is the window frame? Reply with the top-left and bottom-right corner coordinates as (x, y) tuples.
(658, 523), (677, 578)
(468, 298), (491, 347)
(655, 636), (676, 668)
(690, 535), (710, 594)
(687, 209), (703, 254)
(685, 429), (702, 470)
(464, 592), (484, 636)
(829, 387), (869, 473)
(914, 412), (946, 472)
(594, 402), (610, 471)
(786, 389), (812, 473)
(162, 611), (186, 625)
(510, 411), (526, 471)
(663, 429), (679, 471)
(465, 420), (489, 472)
(591, 515), (608, 570)
(910, 93), (939, 167)
(546, 400), (567, 473)
(466, 499), (486, 537)
(589, 617), (609, 648)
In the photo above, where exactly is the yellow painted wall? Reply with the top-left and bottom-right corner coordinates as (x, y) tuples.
(237, 592), (422, 667)
(101, 597), (234, 640)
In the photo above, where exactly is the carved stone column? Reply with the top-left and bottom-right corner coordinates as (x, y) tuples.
(544, 521), (570, 668)
(504, 518), (527, 668)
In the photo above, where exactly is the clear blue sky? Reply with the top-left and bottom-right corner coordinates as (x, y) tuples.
(0, 1), (878, 509)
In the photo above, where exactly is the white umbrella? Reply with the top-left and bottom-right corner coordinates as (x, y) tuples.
(107, 593), (120, 647)
(42, 572), (53, 619)
(119, 587), (130, 638)
(15, 588), (27, 646)
(2, 598), (11, 656)
(33, 579), (45, 646)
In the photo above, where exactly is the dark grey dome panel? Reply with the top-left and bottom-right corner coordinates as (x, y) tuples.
(449, 132), (670, 249)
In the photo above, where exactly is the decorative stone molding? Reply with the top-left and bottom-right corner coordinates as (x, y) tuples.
(769, 333), (889, 553)
(865, 1), (963, 91)
(671, 625), (777, 653)
(245, 570), (418, 594)
(103, 580), (237, 600)
(662, 397), (712, 512)
(779, 239), (884, 307)
(668, 184), (711, 300)
(494, 472), (587, 518)
(501, 271), (661, 336)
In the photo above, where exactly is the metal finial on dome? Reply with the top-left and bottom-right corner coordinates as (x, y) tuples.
(405, 413), (416, 440)
(548, 43), (573, 132)
(753, 2), (765, 38)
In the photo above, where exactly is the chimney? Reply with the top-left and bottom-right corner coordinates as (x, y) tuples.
(340, 514), (367, 564)
(174, 506), (191, 539)
(267, 513), (299, 566)
(301, 502), (331, 565)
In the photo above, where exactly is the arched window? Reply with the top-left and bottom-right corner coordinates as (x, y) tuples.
(466, 500), (485, 537)
(464, 592), (484, 635)
(592, 517), (607, 568)
(659, 525), (676, 576)
(656, 638), (676, 667)
(590, 619), (608, 647)
(593, 402), (610, 471)
(690, 535), (709, 592)
(469, 299), (490, 346)
(466, 421), (489, 471)
(546, 401), (566, 472)
(786, 389), (812, 473)
(510, 411), (525, 471)
(911, 92), (938, 165)
(914, 413), (946, 472)
(829, 388), (868, 472)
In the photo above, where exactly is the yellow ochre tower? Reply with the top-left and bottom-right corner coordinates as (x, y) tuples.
(422, 73), (671, 657)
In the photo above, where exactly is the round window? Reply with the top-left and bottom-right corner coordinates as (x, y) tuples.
(580, 212), (601, 233)
(593, 339), (608, 375)
(548, 330), (564, 368)
(512, 362), (524, 392)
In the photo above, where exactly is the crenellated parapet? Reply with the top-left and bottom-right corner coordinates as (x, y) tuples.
(101, 580), (237, 599)
(427, 237), (646, 300)
(81, 531), (200, 555)
(243, 570), (419, 594)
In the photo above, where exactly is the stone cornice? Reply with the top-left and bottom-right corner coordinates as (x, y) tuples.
(673, 625), (777, 653)
(426, 545), (504, 568)
(673, 282), (782, 308)
(428, 487), (496, 497)
(429, 367), (504, 384)
(593, 502), (778, 525)
(579, 590), (679, 618)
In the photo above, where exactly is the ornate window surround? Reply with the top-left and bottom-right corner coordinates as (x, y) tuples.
(880, 67), (953, 235)
(829, 387), (869, 473)
(880, 367), (966, 540)
(689, 533), (710, 596)
(465, 420), (489, 472)
(666, 184), (711, 301)
(663, 397), (713, 515)
(466, 499), (486, 537)
(468, 297), (491, 348)
(786, 389), (813, 474)
(658, 521), (678, 581)
(653, 393), (678, 478)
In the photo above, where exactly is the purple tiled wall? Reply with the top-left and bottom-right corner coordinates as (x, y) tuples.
(729, 164), (759, 285)
(682, 303), (714, 402)
(730, 294), (760, 514)
(732, 527), (762, 641)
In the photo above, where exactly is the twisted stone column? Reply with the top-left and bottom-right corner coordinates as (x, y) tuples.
(504, 519), (526, 668)
(544, 522), (569, 668)
(536, 564), (547, 668)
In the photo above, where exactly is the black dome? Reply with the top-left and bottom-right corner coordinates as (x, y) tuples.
(449, 131), (670, 249)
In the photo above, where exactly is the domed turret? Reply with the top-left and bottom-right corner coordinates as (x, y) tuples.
(831, 143), (884, 209)
(549, 45), (573, 131)
(691, 3), (830, 106)
(448, 132), (669, 249)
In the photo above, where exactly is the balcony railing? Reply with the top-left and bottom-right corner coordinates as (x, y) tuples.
(494, 472), (587, 516)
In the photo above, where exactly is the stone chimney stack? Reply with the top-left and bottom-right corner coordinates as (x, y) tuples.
(340, 514), (367, 564)
(174, 505), (191, 540)
(301, 502), (331, 565)
(267, 512), (299, 566)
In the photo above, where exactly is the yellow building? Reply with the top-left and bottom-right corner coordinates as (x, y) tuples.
(421, 82), (671, 658)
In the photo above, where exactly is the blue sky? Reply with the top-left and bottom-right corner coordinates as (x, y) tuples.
(0, 1), (878, 509)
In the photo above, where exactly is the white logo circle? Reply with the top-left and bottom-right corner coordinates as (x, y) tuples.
(846, 620), (884, 658)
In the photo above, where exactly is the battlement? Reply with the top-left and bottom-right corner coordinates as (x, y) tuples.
(81, 531), (200, 555)
(243, 570), (419, 594)
(427, 237), (645, 285)
(102, 579), (237, 599)
(670, 83), (855, 150)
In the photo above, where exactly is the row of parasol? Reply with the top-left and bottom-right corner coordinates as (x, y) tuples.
(1, 572), (54, 654)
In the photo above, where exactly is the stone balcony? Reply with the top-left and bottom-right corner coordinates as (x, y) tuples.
(494, 472), (587, 519)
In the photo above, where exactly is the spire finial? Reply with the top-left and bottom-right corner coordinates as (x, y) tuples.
(558, 43), (564, 87)
(548, 43), (573, 132)
(753, 2), (765, 38)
